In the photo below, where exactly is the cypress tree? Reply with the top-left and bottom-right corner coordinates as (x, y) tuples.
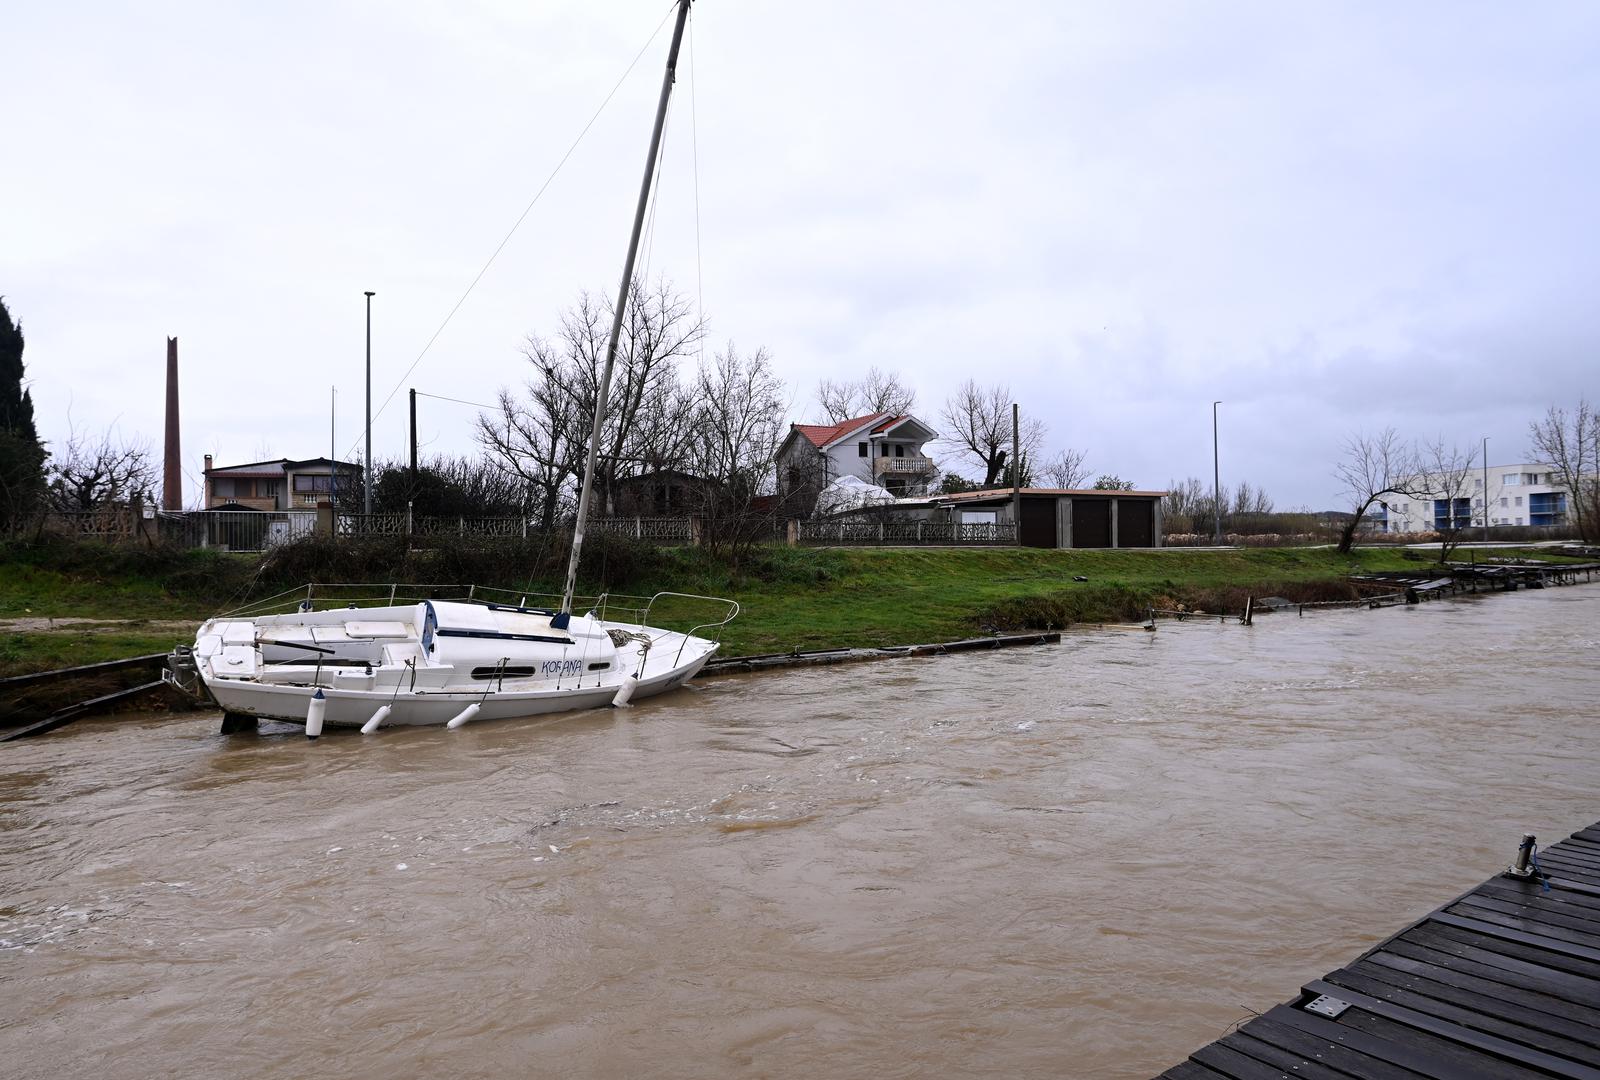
(0, 296), (48, 529)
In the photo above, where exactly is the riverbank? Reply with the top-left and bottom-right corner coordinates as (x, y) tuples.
(1, 537), (1589, 677)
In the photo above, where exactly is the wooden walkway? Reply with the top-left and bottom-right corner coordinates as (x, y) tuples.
(1157, 821), (1600, 1079)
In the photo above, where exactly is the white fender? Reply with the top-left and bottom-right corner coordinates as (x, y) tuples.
(446, 703), (481, 730)
(306, 689), (326, 739)
(612, 675), (639, 708)
(361, 705), (391, 735)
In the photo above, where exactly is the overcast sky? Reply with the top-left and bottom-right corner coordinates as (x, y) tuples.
(5, 1), (1597, 510)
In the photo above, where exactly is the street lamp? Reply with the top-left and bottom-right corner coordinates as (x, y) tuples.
(364, 291), (375, 515)
(1212, 401), (1222, 546)
(1482, 436), (1490, 531)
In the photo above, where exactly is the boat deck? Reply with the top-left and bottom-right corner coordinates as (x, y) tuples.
(1157, 820), (1600, 1079)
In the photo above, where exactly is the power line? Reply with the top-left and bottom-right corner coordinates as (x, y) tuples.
(414, 390), (497, 411)
(347, 2), (681, 461)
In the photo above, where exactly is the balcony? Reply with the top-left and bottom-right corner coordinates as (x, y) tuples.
(208, 495), (277, 511)
(873, 456), (936, 477)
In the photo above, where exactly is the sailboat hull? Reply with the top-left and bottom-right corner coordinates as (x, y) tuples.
(173, 598), (724, 731)
(203, 647), (714, 728)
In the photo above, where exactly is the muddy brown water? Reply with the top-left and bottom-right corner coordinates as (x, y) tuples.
(3, 586), (1598, 1079)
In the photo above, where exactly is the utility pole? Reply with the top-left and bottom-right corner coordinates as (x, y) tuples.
(1212, 401), (1223, 546)
(330, 386), (337, 512)
(1012, 402), (1021, 545)
(409, 388), (419, 481)
(364, 290), (375, 515)
(409, 388), (419, 539)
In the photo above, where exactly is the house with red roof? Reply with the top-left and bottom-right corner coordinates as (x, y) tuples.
(778, 411), (940, 512)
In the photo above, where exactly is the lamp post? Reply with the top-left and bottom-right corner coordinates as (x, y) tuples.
(1212, 401), (1222, 546)
(1482, 436), (1489, 531)
(363, 291), (375, 515)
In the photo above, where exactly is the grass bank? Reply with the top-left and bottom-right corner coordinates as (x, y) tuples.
(0, 536), (1584, 677)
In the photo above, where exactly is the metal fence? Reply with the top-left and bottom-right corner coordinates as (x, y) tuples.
(331, 513), (697, 543)
(157, 510), (317, 552)
(28, 509), (318, 552)
(797, 519), (1016, 545)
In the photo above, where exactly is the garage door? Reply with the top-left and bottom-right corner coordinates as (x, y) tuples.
(1073, 498), (1111, 548)
(1118, 500), (1154, 547)
(1020, 496), (1057, 548)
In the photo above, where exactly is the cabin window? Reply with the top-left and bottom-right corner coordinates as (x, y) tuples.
(470, 665), (537, 679)
(587, 662), (610, 671)
(857, 442), (867, 457)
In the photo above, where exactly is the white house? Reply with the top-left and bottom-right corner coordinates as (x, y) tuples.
(1377, 462), (1570, 532)
(778, 411), (940, 504)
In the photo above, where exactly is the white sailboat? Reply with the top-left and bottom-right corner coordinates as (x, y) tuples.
(165, 0), (732, 735)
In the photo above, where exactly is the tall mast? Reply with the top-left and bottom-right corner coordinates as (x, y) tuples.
(560, 0), (692, 617)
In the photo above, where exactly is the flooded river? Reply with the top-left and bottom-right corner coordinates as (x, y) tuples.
(4, 586), (1599, 1078)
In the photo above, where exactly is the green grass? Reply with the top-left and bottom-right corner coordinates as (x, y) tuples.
(0, 629), (186, 676)
(0, 536), (1583, 676)
(697, 546), (1426, 655)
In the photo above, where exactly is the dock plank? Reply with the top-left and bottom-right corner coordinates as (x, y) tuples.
(1192, 1040), (1306, 1079)
(1154, 820), (1600, 1078)
(1158, 1062), (1231, 1080)
(1360, 951), (1600, 1029)
(1385, 936), (1600, 1008)
(1453, 894), (1600, 932)
(1324, 966), (1600, 1061)
(1238, 1012), (1429, 1079)
(1410, 921), (1600, 982)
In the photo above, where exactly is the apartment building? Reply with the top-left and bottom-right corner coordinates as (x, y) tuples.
(1377, 462), (1569, 532)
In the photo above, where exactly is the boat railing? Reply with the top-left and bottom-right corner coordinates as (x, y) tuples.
(639, 592), (741, 664)
(216, 583), (648, 621)
(212, 585), (734, 645)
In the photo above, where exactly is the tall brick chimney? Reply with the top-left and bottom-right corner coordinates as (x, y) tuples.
(163, 336), (182, 510)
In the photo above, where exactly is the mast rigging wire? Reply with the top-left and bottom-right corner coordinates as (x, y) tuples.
(346, 2), (681, 462)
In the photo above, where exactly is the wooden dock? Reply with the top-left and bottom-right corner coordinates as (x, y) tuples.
(1157, 821), (1600, 1079)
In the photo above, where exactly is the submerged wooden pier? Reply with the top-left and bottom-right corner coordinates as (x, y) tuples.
(1158, 821), (1600, 1079)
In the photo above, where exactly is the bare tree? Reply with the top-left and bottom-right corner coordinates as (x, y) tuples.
(1333, 428), (1422, 554)
(1415, 438), (1479, 561)
(1039, 448), (1091, 490)
(1162, 476), (1209, 533)
(479, 364), (581, 534)
(46, 428), (157, 512)
(1529, 401), (1598, 542)
(815, 366), (917, 424)
(480, 278), (705, 529)
(683, 344), (792, 561)
(939, 381), (1045, 487)
(1231, 481), (1274, 516)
